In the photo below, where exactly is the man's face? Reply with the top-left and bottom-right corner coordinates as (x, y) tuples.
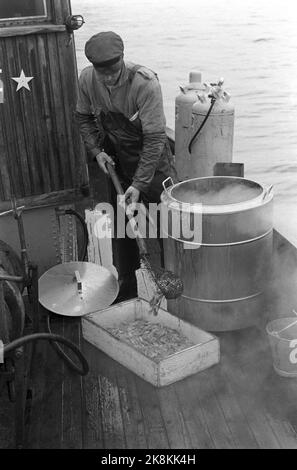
(93, 57), (124, 86)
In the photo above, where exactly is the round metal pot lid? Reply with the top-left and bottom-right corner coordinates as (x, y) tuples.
(39, 262), (119, 317)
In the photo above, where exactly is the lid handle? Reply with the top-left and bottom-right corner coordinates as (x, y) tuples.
(74, 270), (82, 295)
(162, 177), (174, 192)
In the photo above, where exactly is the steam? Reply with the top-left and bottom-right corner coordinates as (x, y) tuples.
(174, 183), (261, 205)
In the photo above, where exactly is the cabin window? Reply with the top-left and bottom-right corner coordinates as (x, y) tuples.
(0, 0), (47, 21)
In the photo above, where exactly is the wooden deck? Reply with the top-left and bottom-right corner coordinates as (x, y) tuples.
(3, 311), (293, 450)
(1, 164), (297, 449)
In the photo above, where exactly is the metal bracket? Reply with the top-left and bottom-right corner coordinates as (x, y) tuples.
(162, 177), (174, 193)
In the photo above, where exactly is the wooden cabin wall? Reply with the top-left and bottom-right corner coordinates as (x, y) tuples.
(0, 0), (88, 209)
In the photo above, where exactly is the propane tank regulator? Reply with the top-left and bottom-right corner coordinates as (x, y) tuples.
(175, 71), (235, 181)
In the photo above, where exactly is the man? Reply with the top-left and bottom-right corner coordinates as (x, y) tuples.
(76, 31), (175, 299)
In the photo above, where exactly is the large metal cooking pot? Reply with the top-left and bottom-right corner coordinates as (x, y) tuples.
(161, 176), (273, 331)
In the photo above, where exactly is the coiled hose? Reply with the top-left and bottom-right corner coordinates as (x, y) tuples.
(3, 332), (89, 376)
(45, 315), (88, 375)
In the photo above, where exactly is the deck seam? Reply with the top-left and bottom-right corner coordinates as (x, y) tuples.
(208, 367), (259, 449)
(113, 363), (129, 449)
(174, 380), (215, 449)
(238, 357), (297, 449)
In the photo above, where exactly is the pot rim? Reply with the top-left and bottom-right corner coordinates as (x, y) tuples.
(161, 176), (273, 214)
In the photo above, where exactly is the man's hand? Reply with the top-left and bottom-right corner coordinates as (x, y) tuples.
(124, 186), (140, 205)
(96, 151), (114, 174)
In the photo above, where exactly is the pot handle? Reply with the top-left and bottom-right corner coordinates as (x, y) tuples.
(162, 177), (174, 193)
(262, 184), (274, 201)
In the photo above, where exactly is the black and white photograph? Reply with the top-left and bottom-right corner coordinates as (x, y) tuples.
(0, 0), (297, 453)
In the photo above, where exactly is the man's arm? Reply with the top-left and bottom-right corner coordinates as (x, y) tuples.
(75, 72), (105, 160)
(131, 75), (167, 193)
(75, 111), (105, 160)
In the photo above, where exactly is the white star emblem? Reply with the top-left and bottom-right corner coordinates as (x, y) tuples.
(11, 70), (34, 91)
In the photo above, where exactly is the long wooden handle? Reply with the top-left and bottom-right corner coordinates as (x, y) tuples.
(105, 162), (148, 257)
(106, 162), (125, 196)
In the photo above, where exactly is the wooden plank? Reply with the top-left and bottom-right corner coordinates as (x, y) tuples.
(187, 369), (236, 449)
(174, 377), (215, 449)
(25, 34), (51, 194)
(84, 340), (127, 449)
(15, 36), (41, 195)
(83, 342), (105, 449)
(56, 31), (86, 189)
(52, 0), (71, 23)
(61, 318), (83, 449)
(0, 172), (5, 202)
(6, 38), (33, 196)
(265, 414), (297, 449)
(0, 60), (11, 200)
(0, 25), (66, 37)
(46, 33), (72, 189)
(45, 34), (65, 189)
(97, 357), (126, 449)
(0, 188), (88, 212)
(26, 317), (63, 449)
(219, 328), (297, 448)
(0, 39), (26, 197)
(134, 377), (170, 449)
(157, 385), (193, 449)
(238, 353), (297, 449)
(36, 34), (62, 192)
(207, 365), (259, 448)
(0, 389), (15, 448)
(221, 358), (281, 449)
(61, 0), (72, 18)
(56, 32), (76, 186)
(115, 363), (147, 449)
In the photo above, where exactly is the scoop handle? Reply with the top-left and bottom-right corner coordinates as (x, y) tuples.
(105, 162), (148, 257)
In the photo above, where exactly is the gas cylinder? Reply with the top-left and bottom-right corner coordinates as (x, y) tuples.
(175, 71), (235, 181)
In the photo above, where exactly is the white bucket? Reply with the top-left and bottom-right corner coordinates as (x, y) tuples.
(266, 317), (297, 377)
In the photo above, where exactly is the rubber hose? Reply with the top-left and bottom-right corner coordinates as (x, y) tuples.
(46, 314), (89, 375)
(65, 209), (89, 261)
(3, 332), (89, 376)
(188, 98), (216, 154)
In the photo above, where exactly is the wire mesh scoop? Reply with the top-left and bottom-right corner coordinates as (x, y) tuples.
(105, 162), (183, 311)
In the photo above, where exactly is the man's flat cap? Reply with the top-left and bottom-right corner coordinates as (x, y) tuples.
(85, 31), (124, 66)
